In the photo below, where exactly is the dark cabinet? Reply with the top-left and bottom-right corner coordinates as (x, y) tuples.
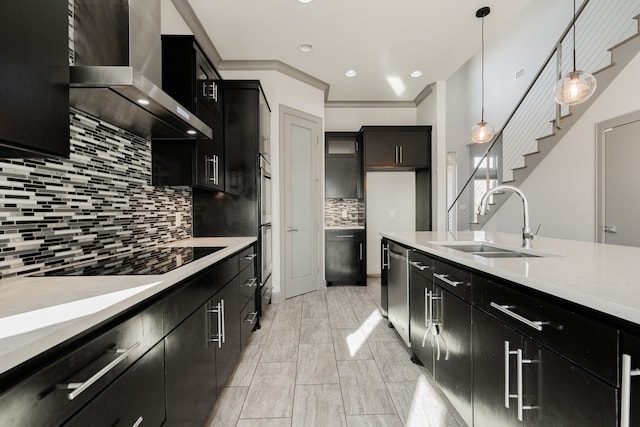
(165, 302), (217, 426)
(152, 137), (224, 191)
(361, 126), (431, 169)
(213, 277), (241, 396)
(0, 0), (69, 158)
(64, 342), (165, 427)
(472, 274), (619, 427)
(325, 229), (365, 285)
(409, 251), (472, 426)
(325, 132), (363, 199)
(162, 35), (222, 125)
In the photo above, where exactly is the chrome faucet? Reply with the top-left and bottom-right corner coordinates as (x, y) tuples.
(478, 185), (535, 249)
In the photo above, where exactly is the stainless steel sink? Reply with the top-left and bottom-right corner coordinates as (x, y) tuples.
(441, 243), (541, 258)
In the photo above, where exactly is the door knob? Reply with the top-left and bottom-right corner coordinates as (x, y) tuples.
(287, 226), (299, 232)
(603, 225), (617, 233)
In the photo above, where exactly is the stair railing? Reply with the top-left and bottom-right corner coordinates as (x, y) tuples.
(447, 0), (640, 232)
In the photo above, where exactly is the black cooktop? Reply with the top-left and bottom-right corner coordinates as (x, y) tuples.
(33, 246), (225, 276)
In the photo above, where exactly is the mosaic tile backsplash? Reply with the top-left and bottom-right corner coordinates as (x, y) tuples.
(0, 110), (192, 279)
(324, 199), (365, 227)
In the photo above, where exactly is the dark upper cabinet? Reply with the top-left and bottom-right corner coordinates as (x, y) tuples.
(0, 0), (69, 158)
(162, 35), (222, 124)
(325, 229), (365, 285)
(152, 137), (224, 191)
(325, 132), (363, 199)
(361, 126), (431, 170)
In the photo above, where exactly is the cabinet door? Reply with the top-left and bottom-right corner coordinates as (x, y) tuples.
(409, 269), (434, 374)
(525, 338), (617, 427)
(364, 130), (398, 167)
(165, 303), (217, 425)
(398, 130), (430, 168)
(195, 138), (224, 191)
(473, 308), (520, 427)
(64, 342), (165, 427)
(381, 240), (389, 316)
(325, 156), (361, 199)
(214, 278), (241, 395)
(434, 286), (472, 426)
(325, 231), (364, 284)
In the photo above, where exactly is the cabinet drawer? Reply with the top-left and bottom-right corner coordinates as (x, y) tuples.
(0, 305), (162, 427)
(63, 341), (165, 427)
(326, 229), (364, 241)
(409, 250), (433, 280)
(240, 296), (258, 348)
(238, 261), (258, 309)
(432, 259), (472, 301)
(164, 256), (237, 334)
(238, 245), (257, 272)
(475, 276), (619, 385)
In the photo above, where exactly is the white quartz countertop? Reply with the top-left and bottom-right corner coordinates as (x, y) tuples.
(0, 236), (256, 376)
(381, 231), (640, 326)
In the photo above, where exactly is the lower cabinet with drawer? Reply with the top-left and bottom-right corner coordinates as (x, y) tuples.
(403, 242), (622, 427)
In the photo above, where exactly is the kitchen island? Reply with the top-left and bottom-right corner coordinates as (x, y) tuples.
(381, 230), (640, 427)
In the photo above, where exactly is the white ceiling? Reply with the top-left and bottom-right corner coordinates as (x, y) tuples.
(186, 0), (531, 103)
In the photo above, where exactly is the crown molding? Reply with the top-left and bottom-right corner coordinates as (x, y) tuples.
(171, 0), (222, 66)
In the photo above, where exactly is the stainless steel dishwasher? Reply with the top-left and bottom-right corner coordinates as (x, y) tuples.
(387, 242), (410, 347)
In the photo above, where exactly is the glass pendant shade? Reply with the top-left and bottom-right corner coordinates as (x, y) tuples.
(553, 70), (597, 106)
(471, 121), (495, 143)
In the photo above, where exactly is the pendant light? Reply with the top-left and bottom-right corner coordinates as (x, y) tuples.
(553, 0), (597, 105)
(471, 6), (494, 144)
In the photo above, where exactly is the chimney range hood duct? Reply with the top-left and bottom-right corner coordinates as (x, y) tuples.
(70, 0), (211, 140)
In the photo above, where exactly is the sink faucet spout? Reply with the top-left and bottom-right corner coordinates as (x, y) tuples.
(479, 185), (533, 249)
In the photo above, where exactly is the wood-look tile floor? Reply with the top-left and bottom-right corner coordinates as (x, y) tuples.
(206, 278), (466, 427)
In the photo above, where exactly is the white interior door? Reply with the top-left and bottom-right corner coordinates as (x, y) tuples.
(281, 107), (321, 299)
(602, 118), (640, 246)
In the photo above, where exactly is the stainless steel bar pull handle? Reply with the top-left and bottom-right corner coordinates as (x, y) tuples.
(132, 416), (144, 427)
(359, 242), (363, 261)
(221, 299), (226, 344)
(287, 226), (299, 232)
(243, 253), (257, 261)
(490, 302), (544, 331)
(212, 83), (218, 102)
(60, 342), (141, 400)
(207, 302), (223, 348)
(337, 235), (354, 238)
(382, 245), (390, 269)
(422, 290), (433, 347)
(504, 341), (518, 409)
(433, 273), (462, 288)
(622, 354), (640, 427)
(244, 311), (258, 323)
(516, 349), (536, 421)
(409, 261), (430, 271)
(399, 146), (403, 163)
(243, 277), (259, 288)
(394, 146), (399, 164)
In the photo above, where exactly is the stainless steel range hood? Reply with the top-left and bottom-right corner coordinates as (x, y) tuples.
(70, 0), (211, 140)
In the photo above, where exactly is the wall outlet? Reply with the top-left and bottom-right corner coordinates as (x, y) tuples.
(341, 209), (348, 219)
(176, 212), (182, 227)
(389, 210), (395, 218)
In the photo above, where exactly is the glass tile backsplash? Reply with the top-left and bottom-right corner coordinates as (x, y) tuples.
(324, 199), (365, 227)
(0, 110), (192, 279)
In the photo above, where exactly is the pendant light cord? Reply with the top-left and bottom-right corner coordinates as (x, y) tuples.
(481, 15), (485, 122)
(572, 0), (577, 72)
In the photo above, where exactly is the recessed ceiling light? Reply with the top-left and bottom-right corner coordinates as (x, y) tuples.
(410, 70), (423, 78)
(298, 0), (313, 3)
(187, 130), (197, 135)
(298, 43), (313, 53)
(345, 70), (357, 77)
(137, 98), (150, 105)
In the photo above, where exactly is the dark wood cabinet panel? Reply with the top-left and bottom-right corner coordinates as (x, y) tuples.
(152, 137), (224, 191)
(409, 268), (434, 374)
(165, 303), (217, 426)
(325, 156), (362, 199)
(0, 0), (69, 158)
(214, 277), (241, 395)
(325, 229), (365, 285)
(64, 342), (165, 427)
(622, 333), (640, 426)
(361, 126), (431, 170)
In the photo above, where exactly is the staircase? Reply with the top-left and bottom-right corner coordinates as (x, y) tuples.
(448, 0), (640, 232)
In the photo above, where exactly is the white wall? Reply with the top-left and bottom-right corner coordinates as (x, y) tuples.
(366, 172), (416, 275)
(485, 51), (640, 242)
(161, 0), (192, 34)
(220, 69), (326, 296)
(325, 107), (417, 131)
